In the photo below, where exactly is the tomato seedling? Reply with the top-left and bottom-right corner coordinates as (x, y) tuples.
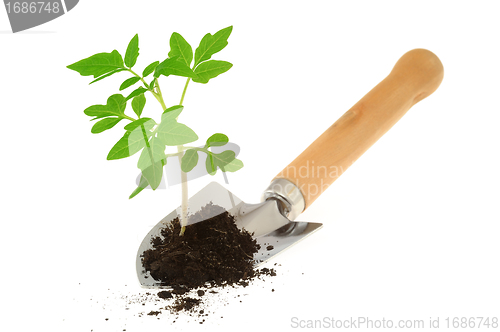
(68, 26), (243, 235)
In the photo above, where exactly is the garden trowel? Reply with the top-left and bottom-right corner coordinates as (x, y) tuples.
(137, 49), (444, 287)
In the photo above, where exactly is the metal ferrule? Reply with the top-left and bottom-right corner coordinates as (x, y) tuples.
(261, 178), (305, 221)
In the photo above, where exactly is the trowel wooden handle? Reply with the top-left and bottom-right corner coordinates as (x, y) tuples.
(275, 49), (444, 210)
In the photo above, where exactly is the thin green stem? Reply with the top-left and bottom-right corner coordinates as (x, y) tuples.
(126, 68), (167, 112)
(154, 79), (167, 111)
(123, 114), (136, 122)
(155, 78), (163, 97)
(140, 125), (151, 149)
(164, 147), (209, 159)
(179, 78), (191, 106)
(140, 124), (156, 172)
(182, 146), (209, 153)
(127, 69), (154, 93)
(155, 93), (167, 111)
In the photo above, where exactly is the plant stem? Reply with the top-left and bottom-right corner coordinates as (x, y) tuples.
(155, 78), (162, 96)
(127, 69), (167, 111)
(179, 78), (191, 106)
(123, 114), (136, 122)
(178, 77), (191, 236)
(150, 76), (191, 236)
(164, 146), (209, 159)
(140, 124), (156, 170)
(140, 125), (151, 148)
(155, 93), (167, 110)
(178, 145), (189, 237)
(127, 68), (155, 93)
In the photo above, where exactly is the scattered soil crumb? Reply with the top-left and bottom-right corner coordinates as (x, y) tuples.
(169, 297), (200, 312)
(123, 203), (279, 319)
(157, 291), (172, 299)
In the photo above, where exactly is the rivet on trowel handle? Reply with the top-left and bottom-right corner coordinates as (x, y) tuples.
(262, 178), (305, 221)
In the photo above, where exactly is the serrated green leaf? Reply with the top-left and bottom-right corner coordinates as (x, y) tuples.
(154, 56), (197, 79)
(89, 68), (126, 84)
(91, 117), (122, 134)
(205, 150), (237, 175)
(157, 122), (198, 146)
(192, 60), (232, 84)
(206, 133), (229, 148)
(124, 118), (155, 131)
(67, 50), (124, 78)
(194, 26), (232, 66)
(84, 94), (126, 118)
(169, 32), (193, 67)
(181, 149), (199, 172)
(124, 87), (148, 101)
(132, 94), (146, 117)
(107, 127), (150, 160)
(142, 61), (159, 78)
(119, 76), (141, 90)
(124, 34), (139, 68)
(137, 136), (166, 170)
(129, 175), (148, 199)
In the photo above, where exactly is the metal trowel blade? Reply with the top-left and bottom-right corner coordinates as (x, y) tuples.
(136, 182), (322, 288)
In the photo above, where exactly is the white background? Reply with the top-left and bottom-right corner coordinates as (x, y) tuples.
(1, 1), (499, 331)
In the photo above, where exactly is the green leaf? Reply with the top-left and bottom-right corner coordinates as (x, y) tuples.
(194, 26), (232, 66)
(89, 68), (126, 84)
(124, 34), (139, 68)
(156, 105), (196, 145)
(107, 127), (150, 160)
(220, 157), (243, 172)
(157, 122), (198, 146)
(124, 117), (155, 131)
(67, 50), (124, 78)
(84, 94), (126, 118)
(181, 149), (199, 172)
(137, 136), (166, 170)
(205, 150), (237, 175)
(119, 76), (141, 90)
(206, 133), (229, 148)
(130, 156), (165, 197)
(124, 87), (148, 101)
(129, 175), (148, 199)
(137, 136), (165, 190)
(192, 60), (232, 84)
(91, 117), (122, 134)
(168, 32), (193, 67)
(142, 61), (159, 78)
(141, 159), (164, 190)
(154, 56), (197, 79)
(132, 94), (146, 117)
(161, 105), (184, 120)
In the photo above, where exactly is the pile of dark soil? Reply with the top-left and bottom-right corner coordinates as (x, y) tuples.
(140, 203), (275, 314)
